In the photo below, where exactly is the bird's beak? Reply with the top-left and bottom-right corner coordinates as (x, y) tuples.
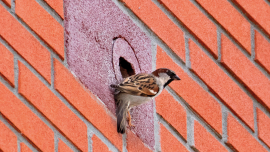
(173, 75), (181, 80)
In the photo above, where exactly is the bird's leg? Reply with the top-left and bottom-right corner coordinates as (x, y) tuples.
(127, 111), (134, 127)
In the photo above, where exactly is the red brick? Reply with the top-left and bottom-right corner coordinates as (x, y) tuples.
(58, 139), (73, 152)
(18, 62), (87, 152)
(92, 135), (111, 152)
(20, 143), (32, 152)
(227, 114), (267, 152)
(0, 43), (14, 86)
(255, 30), (270, 73)
(235, 0), (270, 34)
(257, 108), (270, 147)
(0, 82), (54, 152)
(122, 0), (185, 61)
(160, 0), (217, 57)
(194, 121), (227, 152)
(53, 59), (122, 151)
(156, 46), (222, 134)
(221, 34), (270, 109)
(44, 0), (64, 19)
(156, 90), (187, 139)
(126, 130), (152, 152)
(0, 5), (51, 83)
(16, 0), (64, 59)
(189, 40), (254, 130)
(197, 0), (251, 54)
(160, 123), (188, 152)
(0, 120), (17, 152)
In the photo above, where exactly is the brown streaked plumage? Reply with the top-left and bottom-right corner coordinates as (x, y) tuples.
(113, 74), (159, 97)
(111, 68), (180, 134)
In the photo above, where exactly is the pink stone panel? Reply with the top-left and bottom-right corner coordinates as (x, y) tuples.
(64, 0), (153, 148)
(112, 38), (141, 82)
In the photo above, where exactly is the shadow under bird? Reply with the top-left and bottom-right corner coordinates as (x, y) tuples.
(111, 68), (180, 134)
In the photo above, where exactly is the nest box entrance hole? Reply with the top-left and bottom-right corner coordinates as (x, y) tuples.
(119, 57), (135, 78)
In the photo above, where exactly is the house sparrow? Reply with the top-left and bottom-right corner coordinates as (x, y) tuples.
(111, 68), (180, 134)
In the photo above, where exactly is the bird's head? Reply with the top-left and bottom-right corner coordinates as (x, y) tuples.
(152, 68), (180, 88)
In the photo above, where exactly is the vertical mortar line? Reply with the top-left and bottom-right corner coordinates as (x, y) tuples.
(63, 4), (68, 68)
(186, 111), (194, 147)
(64, 31), (68, 68)
(17, 138), (21, 152)
(88, 127), (93, 152)
(153, 99), (161, 152)
(250, 25), (255, 60)
(11, 0), (15, 14)
(151, 41), (161, 152)
(54, 133), (59, 152)
(185, 34), (191, 68)
(14, 55), (19, 92)
(152, 41), (157, 71)
(51, 54), (55, 89)
(217, 28), (222, 62)
(253, 102), (258, 138)
(122, 133), (127, 152)
(221, 105), (228, 143)
(256, 100), (270, 119)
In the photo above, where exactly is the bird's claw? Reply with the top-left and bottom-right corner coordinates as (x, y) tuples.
(128, 120), (135, 127)
(127, 111), (135, 128)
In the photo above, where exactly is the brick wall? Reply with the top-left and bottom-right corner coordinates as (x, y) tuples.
(0, 0), (270, 152)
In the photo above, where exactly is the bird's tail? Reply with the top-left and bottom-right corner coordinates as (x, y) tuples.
(115, 99), (128, 134)
(117, 110), (127, 134)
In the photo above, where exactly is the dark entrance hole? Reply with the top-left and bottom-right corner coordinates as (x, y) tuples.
(119, 57), (135, 78)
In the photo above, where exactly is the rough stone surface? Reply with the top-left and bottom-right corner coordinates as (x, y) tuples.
(112, 38), (141, 82)
(64, 0), (154, 148)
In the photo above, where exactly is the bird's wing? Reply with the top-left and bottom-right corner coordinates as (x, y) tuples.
(117, 74), (159, 97)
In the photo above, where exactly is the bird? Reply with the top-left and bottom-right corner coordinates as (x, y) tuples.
(110, 68), (180, 134)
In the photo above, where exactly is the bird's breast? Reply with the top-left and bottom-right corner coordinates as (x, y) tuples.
(116, 93), (152, 109)
(129, 95), (152, 108)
